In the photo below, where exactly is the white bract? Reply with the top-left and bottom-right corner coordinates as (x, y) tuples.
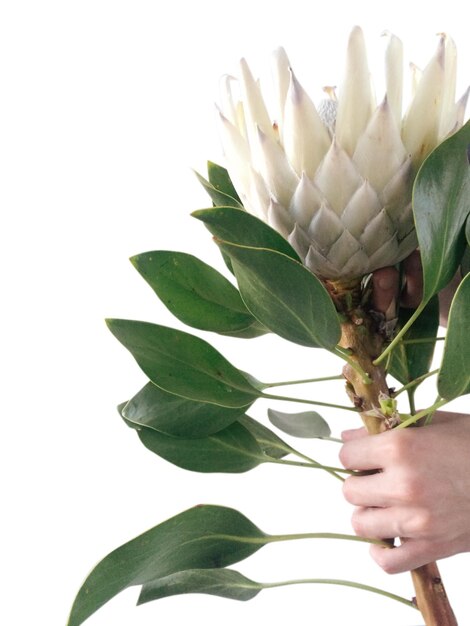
(218, 27), (468, 280)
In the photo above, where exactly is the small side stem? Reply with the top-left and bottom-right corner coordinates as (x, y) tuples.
(402, 337), (445, 345)
(261, 391), (359, 412)
(396, 398), (448, 429)
(269, 456), (351, 477)
(263, 374), (343, 389)
(394, 369), (439, 397)
(261, 577), (417, 610)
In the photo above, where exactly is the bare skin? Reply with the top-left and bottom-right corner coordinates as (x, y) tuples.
(340, 254), (470, 574)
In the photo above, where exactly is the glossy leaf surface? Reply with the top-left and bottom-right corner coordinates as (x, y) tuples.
(125, 417), (266, 473)
(238, 415), (293, 459)
(195, 171), (243, 208)
(122, 382), (249, 438)
(131, 250), (266, 338)
(192, 207), (301, 262)
(438, 272), (470, 400)
(413, 120), (470, 303)
(218, 242), (341, 349)
(106, 320), (262, 408)
(138, 568), (262, 604)
(207, 161), (242, 205)
(268, 408), (331, 439)
(67, 506), (267, 626)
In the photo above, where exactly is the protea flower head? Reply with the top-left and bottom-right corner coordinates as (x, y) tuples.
(217, 27), (468, 280)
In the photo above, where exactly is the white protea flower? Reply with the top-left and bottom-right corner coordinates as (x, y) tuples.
(218, 27), (468, 280)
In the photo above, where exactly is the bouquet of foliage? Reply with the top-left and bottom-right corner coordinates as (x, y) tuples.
(68, 27), (469, 626)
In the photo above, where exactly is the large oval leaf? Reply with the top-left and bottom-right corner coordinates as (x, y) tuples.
(413, 120), (470, 303)
(124, 416), (266, 473)
(192, 206), (301, 262)
(217, 242), (341, 349)
(131, 250), (266, 338)
(438, 272), (470, 400)
(106, 319), (262, 408)
(122, 382), (249, 438)
(67, 506), (267, 626)
(138, 568), (262, 604)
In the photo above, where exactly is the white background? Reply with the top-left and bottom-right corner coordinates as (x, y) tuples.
(1, 1), (469, 625)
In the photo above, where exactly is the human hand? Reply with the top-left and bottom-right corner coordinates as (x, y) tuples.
(339, 412), (470, 573)
(371, 250), (460, 326)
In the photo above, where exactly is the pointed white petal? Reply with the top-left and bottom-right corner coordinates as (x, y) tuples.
(305, 245), (342, 279)
(360, 208), (396, 256)
(219, 74), (239, 127)
(341, 180), (382, 238)
(267, 197), (294, 237)
(442, 87), (469, 138)
(396, 229), (419, 261)
(327, 229), (362, 269)
(402, 37), (445, 164)
(253, 126), (299, 207)
(283, 70), (331, 177)
(289, 173), (323, 228)
(339, 249), (371, 279)
(409, 62), (422, 97)
(288, 223), (311, 260)
(383, 32), (403, 127)
(353, 98), (408, 191)
(313, 140), (363, 214)
(439, 34), (458, 138)
(335, 26), (375, 155)
(394, 202), (414, 239)
(367, 235), (400, 270)
(307, 202), (344, 252)
(271, 47), (291, 140)
(217, 109), (252, 199)
(239, 58), (275, 146)
(378, 157), (413, 216)
(246, 167), (271, 218)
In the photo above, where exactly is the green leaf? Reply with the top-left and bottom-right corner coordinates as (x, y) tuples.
(106, 319), (262, 408)
(268, 408), (331, 439)
(67, 506), (267, 626)
(238, 415), (293, 460)
(438, 272), (470, 400)
(123, 415), (266, 473)
(138, 568), (262, 604)
(122, 382), (248, 438)
(207, 161), (241, 205)
(388, 296), (439, 387)
(413, 120), (470, 303)
(131, 250), (267, 338)
(217, 242), (341, 349)
(195, 171), (243, 208)
(192, 206), (301, 262)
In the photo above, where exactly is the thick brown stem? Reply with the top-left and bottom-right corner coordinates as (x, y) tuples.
(339, 317), (457, 625)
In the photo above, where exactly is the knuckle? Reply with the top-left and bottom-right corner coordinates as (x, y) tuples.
(410, 510), (433, 537)
(386, 430), (414, 464)
(370, 545), (399, 574)
(342, 477), (357, 504)
(338, 444), (350, 469)
(351, 509), (367, 536)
